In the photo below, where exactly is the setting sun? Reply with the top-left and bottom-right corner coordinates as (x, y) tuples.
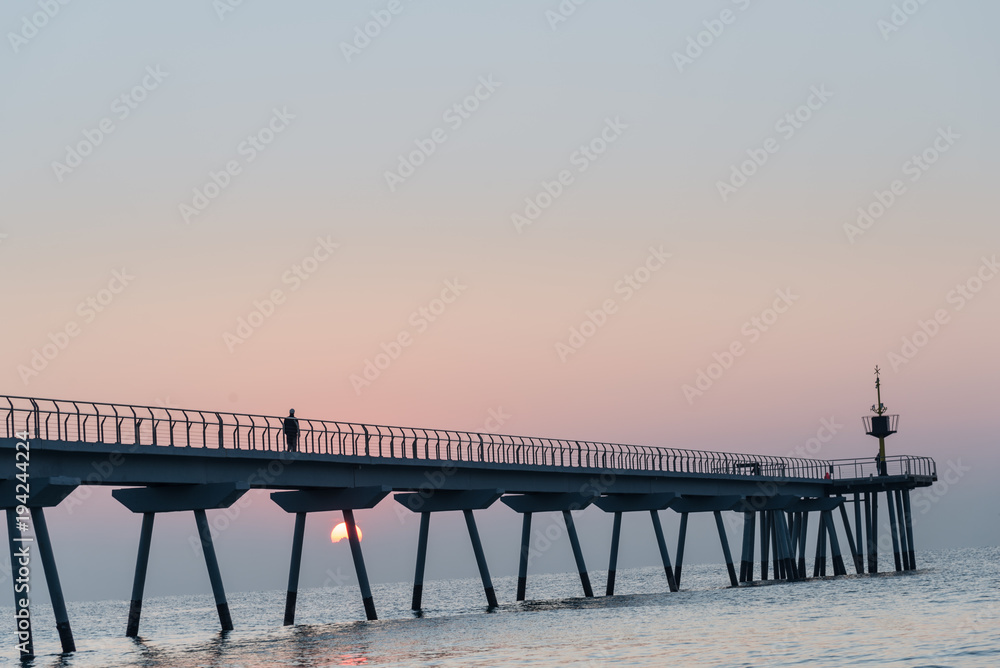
(331, 522), (362, 543)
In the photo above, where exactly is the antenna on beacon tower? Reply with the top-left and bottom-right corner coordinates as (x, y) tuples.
(863, 366), (898, 476)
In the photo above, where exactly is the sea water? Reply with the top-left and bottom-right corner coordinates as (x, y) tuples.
(1, 547), (996, 667)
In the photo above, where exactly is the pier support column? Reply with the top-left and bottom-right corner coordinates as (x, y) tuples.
(759, 510), (769, 581)
(824, 511), (846, 576)
(562, 510), (593, 597)
(871, 492), (879, 573)
(787, 513), (799, 578)
(838, 503), (862, 574)
(272, 486), (390, 623)
(675, 512), (689, 588)
(902, 490), (916, 570)
(893, 490), (911, 570)
(854, 493), (864, 571)
(6, 508), (32, 659)
(650, 511), (678, 592)
(885, 491), (903, 572)
(114, 482), (249, 635)
(516, 512), (531, 601)
(343, 509), (377, 620)
(126, 512), (155, 637)
(504, 491), (602, 599)
(775, 511), (796, 581)
(771, 512), (783, 580)
(193, 509), (234, 631)
(464, 510), (499, 608)
(30, 508), (75, 652)
(283, 512), (306, 625)
(412, 512), (431, 610)
(713, 511), (739, 587)
(0, 476), (79, 656)
(605, 511), (621, 596)
(797, 512), (809, 578)
(739, 511), (754, 583)
(864, 493), (875, 573)
(813, 512), (827, 577)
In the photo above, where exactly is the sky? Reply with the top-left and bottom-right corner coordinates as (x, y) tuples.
(1, 0), (998, 605)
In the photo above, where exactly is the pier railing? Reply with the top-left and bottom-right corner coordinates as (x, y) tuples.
(827, 455), (935, 479)
(1, 396), (933, 481)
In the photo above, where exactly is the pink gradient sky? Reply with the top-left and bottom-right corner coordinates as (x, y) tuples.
(1, 1), (997, 602)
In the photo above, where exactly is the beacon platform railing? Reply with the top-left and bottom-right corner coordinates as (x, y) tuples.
(0, 396), (932, 481)
(827, 455), (936, 480)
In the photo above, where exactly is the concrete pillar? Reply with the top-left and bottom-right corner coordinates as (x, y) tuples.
(7, 508), (33, 659)
(759, 510), (769, 581)
(412, 512), (431, 610)
(864, 492), (875, 574)
(126, 512), (155, 637)
(885, 491), (902, 572)
(463, 510), (498, 608)
(562, 510), (593, 597)
(605, 511), (622, 596)
(771, 511), (783, 580)
(343, 509), (377, 621)
(516, 512), (532, 601)
(674, 512), (689, 588)
(739, 511), (753, 582)
(824, 510), (846, 576)
(902, 490), (916, 569)
(775, 511), (796, 581)
(650, 511), (678, 592)
(713, 511), (738, 587)
(838, 502), (862, 574)
(894, 490), (911, 570)
(193, 509), (234, 631)
(871, 492), (879, 573)
(797, 512), (809, 578)
(30, 508), (75, 652)
(813, 511), (827, 578)
(283, 512), (306, 625)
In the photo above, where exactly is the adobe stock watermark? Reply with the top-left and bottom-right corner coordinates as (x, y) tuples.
(391, 406), (511, 527)
(555, 245), (670, 362)
(383, 75), (501, 193)
(481, 406), (511, 434)
(179, 106), (295, 223)
(51, 66), (169, 183)
(223, 236), (339, 352)
(340, 0), (416, 63)
(213, 0), (249, 21)
(721, 415), (842, 533)
(911, 459), (969, 519)
(350, 278), (468, 395)
(17, 268), (136, 385)
(716, 85), (833, 203)
(843, 127), (959, 244)
(682, 288), (799, 404)
(64, 446), (141, 514)
(877, 0), (934, 41)
(544, 0), (590, 31)
(672, 0), (755, 73)
(886, 255), (997, 371)
(525, 474), (616, 568)
(511, 117), (628, 233)
(392, 464), (459, 526)
(7, 0), (73, 55)
(187, 449), (304, 552)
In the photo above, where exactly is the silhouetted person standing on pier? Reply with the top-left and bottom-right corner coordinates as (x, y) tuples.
(284, 409), (299, 452)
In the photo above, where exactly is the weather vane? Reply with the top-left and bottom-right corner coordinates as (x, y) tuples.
(871, 365), (887, 416)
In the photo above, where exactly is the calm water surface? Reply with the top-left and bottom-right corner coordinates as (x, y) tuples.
(2, 547), (997, 667)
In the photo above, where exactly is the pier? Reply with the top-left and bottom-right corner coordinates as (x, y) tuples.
(1, 392), (936, 658)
